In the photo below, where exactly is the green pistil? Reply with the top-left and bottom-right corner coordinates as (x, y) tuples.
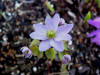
(25, 51), (29, 54)
(46, 30), (56, 38)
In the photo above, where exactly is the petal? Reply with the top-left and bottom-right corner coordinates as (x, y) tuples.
(50, 40), (64, 52)
(52, 13), (60, 31)
(59, 18), (65, 24)
(45, 13), (60, 32)
(91, 35), (100, 45)
(33, 23), (47, 32)
(91, 37), (100, 45)
(39, 40), (51, 52)
(87, 31), (96, 37)
(45, 15), (52, 25)
(62, 54), (71, 64)
(30, 31), (47, 40)
(94, 17), (100, 22)
(88, 20), (100, 29)
(54, 33), (72, 41)
(55, 24), (73, 41)
(25, 54), (32, 58)
(57, 24), (73, 34)
(21, 46), (29, 53)
(96, 40), (100, 46)
(87, 29), (100, 46)
(87, 30), (100, 37)
(91, 37), (98, 43)
(62, 57), (67, 64)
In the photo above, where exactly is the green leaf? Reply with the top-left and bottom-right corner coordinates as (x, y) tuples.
(58, 52), (68, 60)
(38, 51), (43, 58)
(30, 39), (40, 47)
(45, 2), (55, 13)
(0, 10), (3, 15)
(30, 46), (43, 58)
(0, 10), (6, 19)
(84, 11), (91, 23)
(85, 0), (91, 3)
(45, 48), (55, 61)
(95, 0), (99, 3)
(63, 41), (68, 51)
(58, 52), (64, 60)
(97, 0), (100, 8)
(95, 0), (100, 8)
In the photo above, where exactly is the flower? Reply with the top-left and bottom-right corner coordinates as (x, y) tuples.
(62, 54), (71, 64)
(20, 46), (33, 58)
(30, 13), (73, 52)
(87, 17), (100, 45)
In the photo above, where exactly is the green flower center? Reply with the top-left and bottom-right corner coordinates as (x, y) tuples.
(46, 30), (56, 38)
(25, 51), (29, 54)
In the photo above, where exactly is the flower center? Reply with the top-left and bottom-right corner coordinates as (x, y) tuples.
(46, 30), (56, 38)
(25, 51), (29, 54)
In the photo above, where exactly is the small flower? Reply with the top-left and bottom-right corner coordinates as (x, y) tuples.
(62, 54), (71, 64)
(87, 17), (100, 45)
(20, 46), (33, 58)
(30, 13), (73, 52)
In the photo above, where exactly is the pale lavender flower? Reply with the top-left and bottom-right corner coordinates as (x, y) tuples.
(20, 46), (33, 58)
(30, 13), (73, 52)
(62, 54), (71, 64)
(88, 17), (100, 45)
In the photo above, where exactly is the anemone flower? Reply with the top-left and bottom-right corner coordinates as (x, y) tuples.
(62, 54), (71, 64)
(20, 46), (33, 58)
(30, 13), (73, 52)
(88, 17), (100, 45)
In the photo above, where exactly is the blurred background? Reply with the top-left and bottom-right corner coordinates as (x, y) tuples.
(0, 0), (100, 75)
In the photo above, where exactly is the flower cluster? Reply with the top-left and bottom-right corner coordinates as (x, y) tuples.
(20, 13), (73, 64)
(88, 17), (100, 45)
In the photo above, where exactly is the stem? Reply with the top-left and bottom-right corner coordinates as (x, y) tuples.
(48, 62), (50, 75)
(91, 0), (95, 6)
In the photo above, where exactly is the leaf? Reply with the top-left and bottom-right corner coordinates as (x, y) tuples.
(84, 11), (91, 23)
(0, 10), (3, 15)
(30, 46), (43, 58)
(0, 10), (6, 19)
(45, 48), (55, 61)
(58, 52), (64, 60)
(45, 2), (55, 13)
(97, 0), (100, 8)
(85, 0), (91, 3)
(63, 41), (68, 51)
(95, 0), (99, 3)
(38, 51), (43, 58)
(30, 39), (40, 47)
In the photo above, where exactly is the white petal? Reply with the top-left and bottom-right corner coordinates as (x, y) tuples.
(33, 23), (47, 32)
(45, 13), (60, 32)
(39, 40), (51, 52)
(55, 33), (72, 41)
(50, 40), (64, 52)
(30, 32), (47, 40)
